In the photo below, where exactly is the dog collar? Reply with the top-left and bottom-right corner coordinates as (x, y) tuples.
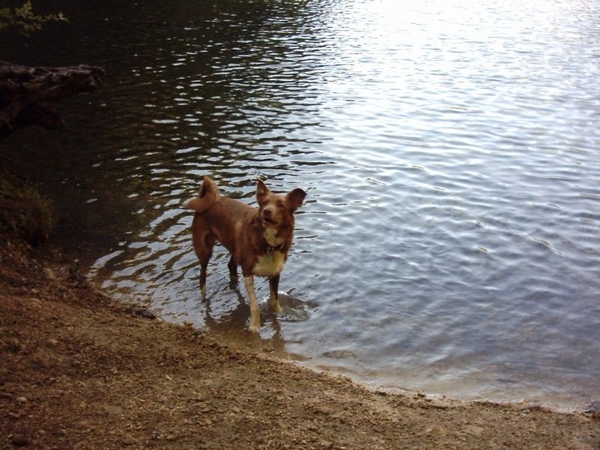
(266, 244), (284, 262)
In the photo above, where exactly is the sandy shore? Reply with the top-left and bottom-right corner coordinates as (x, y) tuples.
(1, 237), (599, 449)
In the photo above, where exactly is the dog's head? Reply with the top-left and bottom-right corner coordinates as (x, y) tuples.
(256, 179), (306, 232)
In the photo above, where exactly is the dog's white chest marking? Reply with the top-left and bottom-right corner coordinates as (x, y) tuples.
(253, 251), (285, 277)
(263, 227), (284, 247)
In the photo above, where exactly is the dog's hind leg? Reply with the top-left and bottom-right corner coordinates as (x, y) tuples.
(243, 276), (261, 333)
(268, 274), (282, 313)
(199, 262), (208, 297)
(227, 256), (238, 286)
(196, 235), (216, 298)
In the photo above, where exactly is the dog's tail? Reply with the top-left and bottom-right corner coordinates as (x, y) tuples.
(186, 176), (220, 213)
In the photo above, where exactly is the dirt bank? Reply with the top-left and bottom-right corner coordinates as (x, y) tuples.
(1, 237), (599, 449)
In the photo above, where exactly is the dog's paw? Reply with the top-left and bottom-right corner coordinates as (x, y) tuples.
(248, 321), (261, 333)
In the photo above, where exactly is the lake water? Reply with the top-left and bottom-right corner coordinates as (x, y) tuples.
(3, 0), (600, 410)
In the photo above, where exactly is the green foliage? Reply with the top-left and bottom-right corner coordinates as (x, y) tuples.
(0, 1), (67, 36)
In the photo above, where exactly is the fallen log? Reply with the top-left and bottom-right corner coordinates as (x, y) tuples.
(0, 60), (105, 141)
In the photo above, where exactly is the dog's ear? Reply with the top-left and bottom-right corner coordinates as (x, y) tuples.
(256, 178), (270, 203)
(286, 188), (306, 212)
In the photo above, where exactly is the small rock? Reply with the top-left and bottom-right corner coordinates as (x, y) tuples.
(121, 435), (138, 446)
(44, 268), (57, 280)
(134, 309), (157, 319)
(10, 434), (29, 447)
(262, 343), (275, 353)
(16, 397), (27, 404)
(425, 426), (444, 438)
(315, 405), (333, 415)
(584, 400), (600, 413)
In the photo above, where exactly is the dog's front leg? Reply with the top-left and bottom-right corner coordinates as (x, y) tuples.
(243, 276), (261, 333)
(268, 274), (282, 313)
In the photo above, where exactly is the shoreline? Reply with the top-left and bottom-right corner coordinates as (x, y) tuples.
(196, 323), (586, 414)
(1, 237), (599, 449)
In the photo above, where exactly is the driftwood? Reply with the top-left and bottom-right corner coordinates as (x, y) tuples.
(0, 60), (105, 141)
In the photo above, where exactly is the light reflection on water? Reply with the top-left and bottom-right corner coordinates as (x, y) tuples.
(3, 0), (600, 409)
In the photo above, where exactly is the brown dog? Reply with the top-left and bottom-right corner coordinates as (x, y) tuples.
(186, 176), (306, 333)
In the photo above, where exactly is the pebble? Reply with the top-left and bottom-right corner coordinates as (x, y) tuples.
(44, 268), (57, 280)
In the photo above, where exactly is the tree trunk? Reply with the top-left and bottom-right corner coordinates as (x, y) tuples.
(0, 60), (105, 141)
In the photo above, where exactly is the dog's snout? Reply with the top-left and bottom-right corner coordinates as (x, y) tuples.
(261, 206), (279, 226)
